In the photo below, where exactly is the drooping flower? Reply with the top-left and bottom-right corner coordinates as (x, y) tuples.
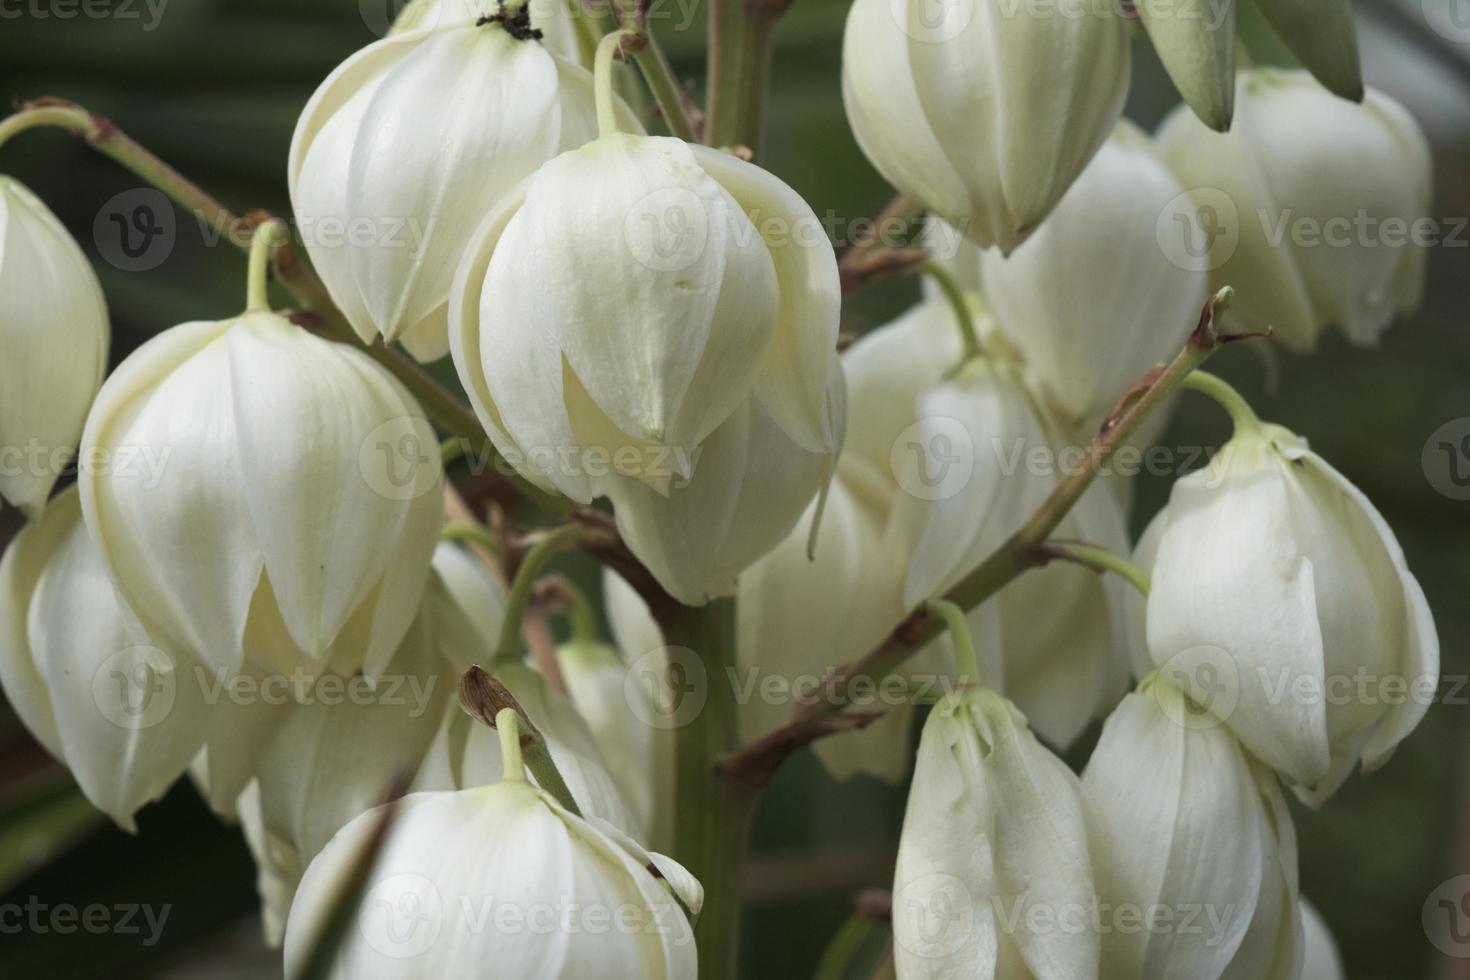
(390, 0), (587, 65)
(289, 17), (640, 361)
(1143, 407), (1438, 804)
(1156, 69), (1432, 350)
(282, 713), (702, 978)
(892, 685), (1098, 978)
(449, 132), (844, 603)
(841, 0), (1130, 252)
(79, 310), (443, 679)
(0, 176), (109, 518)
(1084, 676), (1303, 979)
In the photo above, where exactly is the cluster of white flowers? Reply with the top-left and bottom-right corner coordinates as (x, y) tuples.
(0, 0), (1444, 976)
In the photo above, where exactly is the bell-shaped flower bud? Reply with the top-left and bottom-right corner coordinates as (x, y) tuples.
(414, 542), (647, 837)
(282, 715), (701, 978)
(900, 360), (1133, 749)
(979, 125), (1209, 431)
(1144, 412), (1438, 804)
(1157, 70), (1432, 350)
(893, 686), (1098, 978)
(450, 134), (844, 601)
(841, 0), (1130, 253)
(289, 18), (639, 361)
(391, 0), (587, 65)
(79, 311), (444, 679)
(0, 487), (212, 829)
(1084, 677), (1303, 980)
(1135, 0), (1238, 131)
(1300, 899), (1344, 980)
(0, 176), (109, 518)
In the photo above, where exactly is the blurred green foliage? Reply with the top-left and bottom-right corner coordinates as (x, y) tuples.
(1, 1), (1467, 977)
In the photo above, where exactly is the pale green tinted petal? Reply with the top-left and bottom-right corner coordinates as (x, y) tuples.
(1299, 900), (1344, 980)
(1253, 0), (1362, 101)
(1138, 0), (1238, 130)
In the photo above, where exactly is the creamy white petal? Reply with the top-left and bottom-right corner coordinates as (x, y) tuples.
(1146, 434), (1333, 788)
(894, 688), (1097, 979)
(226, 315), (441, 659)
(29, 489), (210, 830)
(691, 145), (843, 453)
(0, 178), (109, 517)
(980, 126), (1208, 429)
(253, 611), (450, 862)
(1085, 679), (1278, 979)
(80, 320), (259, 672)
(0, 488), (73, 758)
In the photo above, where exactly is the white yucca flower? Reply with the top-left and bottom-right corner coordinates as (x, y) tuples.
(1084, 676), (1303, 980)
(1143, 412), (1437, 804)
(0, 176), (109, 518)
(79, 310), (444, 678)
(841, 0), (1130, 252)
(892, 685), (1098, 979)
(1157, 70), (1432, 350)
(282, 713), (702, 979)
(449, 132), (844, 603)
(290, 17), (640, 360)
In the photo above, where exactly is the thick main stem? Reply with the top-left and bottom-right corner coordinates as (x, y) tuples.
(664, 598), (752, 980)
(705, 0), (782, 154)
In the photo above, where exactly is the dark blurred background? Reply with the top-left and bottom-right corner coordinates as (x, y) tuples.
(0, 0), (1466, 976)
